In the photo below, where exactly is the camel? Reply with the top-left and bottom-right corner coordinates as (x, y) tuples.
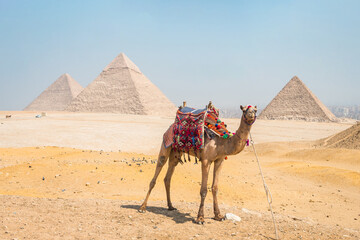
(139, 104), (257, 224)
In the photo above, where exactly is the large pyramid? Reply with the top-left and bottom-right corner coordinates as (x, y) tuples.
(66, 53), (177, 116)
(259, 76), (337, 122)
(24, 73), (83, 111)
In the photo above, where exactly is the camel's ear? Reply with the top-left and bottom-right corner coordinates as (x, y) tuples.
(240, 105), (246, 111)
(254, 106), (258, 112)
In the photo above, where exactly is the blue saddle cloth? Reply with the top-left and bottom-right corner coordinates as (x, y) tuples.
(178, 107), (207, 115)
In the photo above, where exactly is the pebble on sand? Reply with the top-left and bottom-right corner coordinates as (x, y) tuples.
(225, 213), (241, 222)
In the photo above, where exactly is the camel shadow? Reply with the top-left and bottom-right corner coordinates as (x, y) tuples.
(121, 204), (193, 224)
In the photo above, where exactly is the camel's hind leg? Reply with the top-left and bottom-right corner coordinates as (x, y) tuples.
(164, 150), (180, 210)
(139, 143), (170, 213)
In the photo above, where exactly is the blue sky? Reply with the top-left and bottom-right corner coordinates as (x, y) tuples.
(0, 0), (359, 110)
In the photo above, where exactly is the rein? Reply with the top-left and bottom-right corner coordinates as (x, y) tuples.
(249, 132), (279, 240)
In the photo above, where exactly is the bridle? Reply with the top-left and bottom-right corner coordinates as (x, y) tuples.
(234, 106), (257, 139)
(243, 106), (257, 126)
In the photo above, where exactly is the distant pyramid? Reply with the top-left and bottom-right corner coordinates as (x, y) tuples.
(66, 53), (177, 116)
(259, 76), (337, 122)
(24, 73), (83, 111)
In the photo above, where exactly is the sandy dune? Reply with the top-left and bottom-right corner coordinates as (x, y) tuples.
(0, 112), (359, 239)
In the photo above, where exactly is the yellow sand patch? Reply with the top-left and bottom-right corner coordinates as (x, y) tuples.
(283, 148), (360, 167)
(270, 161), (360, 188)
(1, 145), (360, 230)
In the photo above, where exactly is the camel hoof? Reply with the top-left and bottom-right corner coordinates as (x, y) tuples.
(194, 217), (205, 225)
(168, 206), (177, 211)
(138, 206), (147, 213)
(214, 215), (225, 221)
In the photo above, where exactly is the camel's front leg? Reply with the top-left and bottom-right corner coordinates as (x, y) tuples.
(195, 159), (211, 224)
(212, 158), (225, 221)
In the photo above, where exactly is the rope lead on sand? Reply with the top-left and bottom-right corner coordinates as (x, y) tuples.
(249, 132), (279, 240)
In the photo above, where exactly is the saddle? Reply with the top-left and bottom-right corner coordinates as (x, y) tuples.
(163, 102), (232, 161)
(172, 106), (207, 153)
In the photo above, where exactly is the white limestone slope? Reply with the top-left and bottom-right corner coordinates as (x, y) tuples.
(66, 53), (177, 116)
(259, 76), (337, 122)
(24, 73), (83, 111)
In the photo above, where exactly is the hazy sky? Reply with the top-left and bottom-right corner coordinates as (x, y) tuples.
(0, 0), (359, 110)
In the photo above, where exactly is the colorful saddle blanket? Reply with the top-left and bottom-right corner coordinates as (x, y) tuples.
(164, 105), (233, 152)
(172, 107), (207, 152)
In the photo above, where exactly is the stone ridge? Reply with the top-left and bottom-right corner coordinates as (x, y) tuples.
(65, 73), (84, 98)
(66, 53), (177, 116)
(24, 73), (83, 111)
(259, 76), (337, 122)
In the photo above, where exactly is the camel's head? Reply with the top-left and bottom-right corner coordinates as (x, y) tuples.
(240, 105), (257, 125)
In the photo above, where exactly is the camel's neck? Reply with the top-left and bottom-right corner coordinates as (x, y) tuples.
(224, 116), (253, 156)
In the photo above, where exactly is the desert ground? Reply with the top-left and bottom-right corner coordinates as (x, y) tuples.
(0, 111), (359, 239)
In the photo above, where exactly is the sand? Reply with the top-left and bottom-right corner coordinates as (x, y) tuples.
(0, 111), (359, 239)
(0, 111), (352, 154)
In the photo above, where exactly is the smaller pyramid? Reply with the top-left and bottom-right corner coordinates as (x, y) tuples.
(320, 122), (360, 149)
(24, 73), (83, 111)
(259, 76), (337, 122)
(66, 53), (177, 116)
